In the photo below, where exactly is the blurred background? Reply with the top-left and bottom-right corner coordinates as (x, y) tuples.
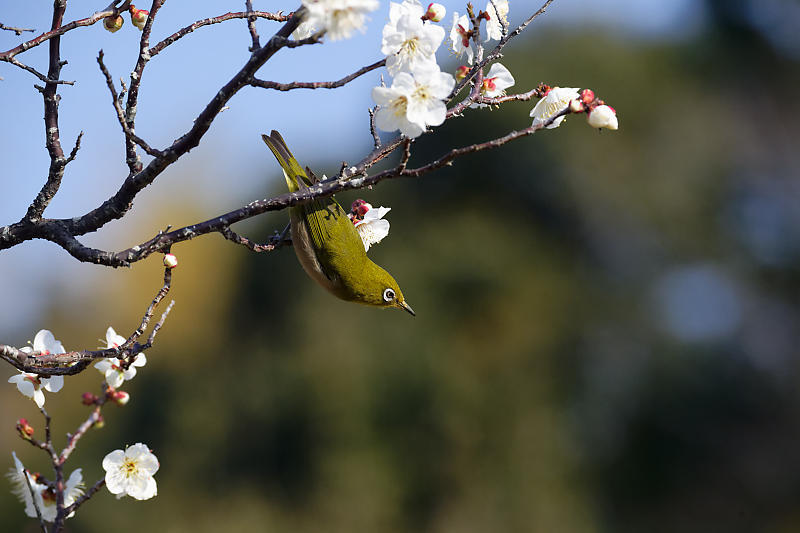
(2, 0), (800, 531)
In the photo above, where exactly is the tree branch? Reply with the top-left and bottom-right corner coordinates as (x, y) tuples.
(249, 58), (386, 91)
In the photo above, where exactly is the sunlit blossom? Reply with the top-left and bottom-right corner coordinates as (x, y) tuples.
(103, 443), (159, 500)
(449, 12), (473, 64)
(529, 86), (580, 129)
(484, 0), (509, 41)
(382, 1), (445, 75)
(302, 0), (379, 41)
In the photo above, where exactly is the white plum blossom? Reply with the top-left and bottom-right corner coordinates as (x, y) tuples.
(104, 326), (127, 350)
(484, 0), (509, 41)
(103, 443), (159, 500)
(94, 327), (146, 388)
(472, 62), (515, 107)
(382, 1), (445, 75)
(302, 0), (379, 41)
(373, 66), (455, 138)
(20, 329), (65, 357)
(8, 452), (83, 522)
(587, 104), (619, 130)
(449, 12), (473, 64)
(8, 373), (64, 408)
(355, 205), (392, 251)
(94, 355), (146, 389)
(530, 86), (580, 129)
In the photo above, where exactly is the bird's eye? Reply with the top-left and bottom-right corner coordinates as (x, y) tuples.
(383, 288), (395, 302)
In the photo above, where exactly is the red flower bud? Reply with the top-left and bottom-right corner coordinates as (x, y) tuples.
(580, 89), (595, 106)
(16, 418), (34, 439)
(81, 392), (98, 405)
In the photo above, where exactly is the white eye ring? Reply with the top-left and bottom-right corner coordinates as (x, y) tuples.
(383, 288), (395, 302)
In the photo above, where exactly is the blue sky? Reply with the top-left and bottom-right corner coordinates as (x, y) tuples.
(0, 0), (707, 336)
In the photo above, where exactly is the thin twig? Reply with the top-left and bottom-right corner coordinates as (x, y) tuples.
(0, 22), (35, 35)
(97, 50), (162, 161)
(22, 470), (47, 533)
(368, 107), (381, 149)
(244, 1), (261, 51)
(149, 10), (291, 57)
(64, 478), (105, 516)
(220, 224), (291, 253)
(2, 55), (74, 84)
(249, 58), (385, 91)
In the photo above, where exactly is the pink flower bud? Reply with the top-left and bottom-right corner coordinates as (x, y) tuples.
(81, 392), (98, 405)
(163, 253), (178, 269)
(455, 65), (470, 81)
(587, 104), (618, 130)
(104, 15), (124, 33)
(580, 89), (595, 105)
(129, 6), (149, 31)
(111, 390), (130, 406)
(16, 418), (34, 439)
(423, 3), (446, 22)
(569, 99), (585, 113)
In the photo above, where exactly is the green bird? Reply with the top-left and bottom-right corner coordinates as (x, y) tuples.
(262, 130), (415, 316)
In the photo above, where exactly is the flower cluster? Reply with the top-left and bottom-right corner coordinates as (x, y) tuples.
(530, 86), (619, 130)
(449, 0), (509, 64)
(373, 0), (455, 138)
(349, 199), (392, 251)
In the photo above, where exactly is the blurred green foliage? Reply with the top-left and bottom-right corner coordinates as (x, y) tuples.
(3, 4), (800, 532)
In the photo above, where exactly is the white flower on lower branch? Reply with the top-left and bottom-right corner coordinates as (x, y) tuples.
(8, 372), (63, 408)
(8, 452), (84, 522)
(102, 443), (159, 500)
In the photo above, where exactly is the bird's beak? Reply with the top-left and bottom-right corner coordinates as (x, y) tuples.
(398, 300), (416, 317)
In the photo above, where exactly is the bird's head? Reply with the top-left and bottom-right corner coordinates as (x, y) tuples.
(354, 264), (415, 316)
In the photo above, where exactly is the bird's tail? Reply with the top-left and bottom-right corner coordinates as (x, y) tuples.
(261, 130), (310, 193)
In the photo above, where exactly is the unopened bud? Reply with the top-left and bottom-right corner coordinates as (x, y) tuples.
(111, 390), (130, 406)
(163, 253), (178, 269)
(455, 65), (470, 81)
(104, 14), (124, 33)
(580, 88), (595, 105)
(81, 392), (98, 406)
(587, 104), (618, 130)
(423, 3), (446, 22)
(16, 418), (34, 439)
(94, 414), (105, 429)
(129, 6), (149, 31)
(569, 99), (584, 113)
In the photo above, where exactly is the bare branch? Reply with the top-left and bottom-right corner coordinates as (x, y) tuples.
(97, 50), (162, 164)
(2, 55), (74, 84)
(23, 0), (70, 223)
(244, 1), (261, 51)
(149, 10), (292, 58)
(368, 107), (381, 149)
(221, 224), (291, 253)
(65, 130), (84, 164)
(0, 22), (35, 35)
(250, 58), (386, 91)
